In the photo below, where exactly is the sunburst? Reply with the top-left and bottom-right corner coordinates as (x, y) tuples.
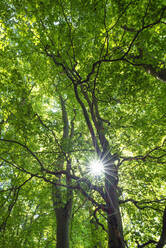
(89, 159), (105, 176)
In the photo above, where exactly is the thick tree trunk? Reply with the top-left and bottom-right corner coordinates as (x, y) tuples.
(55, 202), (72, 248)
(106, 184), (125, 248)
(104, 156), (125, 248)
(52, 185), (72, 248)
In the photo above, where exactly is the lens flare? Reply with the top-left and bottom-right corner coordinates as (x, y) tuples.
(89, 159), (104, 176)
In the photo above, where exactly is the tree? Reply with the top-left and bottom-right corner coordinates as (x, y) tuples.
(52, 96), (74, 248)
(0, 0), (166, 247)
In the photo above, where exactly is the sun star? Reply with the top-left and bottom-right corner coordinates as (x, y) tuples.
(89, 159), (104, 176)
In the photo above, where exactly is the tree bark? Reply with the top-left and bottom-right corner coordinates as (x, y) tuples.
(104, 155), (125, 248)
(54, 199), (72, 248)
(52, 178), (72, 248)
(52, 96), (73, 248)
(106, 189), (125, 248)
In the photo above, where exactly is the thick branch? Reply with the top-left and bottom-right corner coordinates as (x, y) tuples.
(93, 207), (108, 233)
(60, 95), (69, 140)
(74, 84), (100, 154)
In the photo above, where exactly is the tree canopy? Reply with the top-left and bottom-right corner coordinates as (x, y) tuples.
(0, 0), (166, 247)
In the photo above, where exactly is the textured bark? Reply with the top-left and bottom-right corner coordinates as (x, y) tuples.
(107, 191), (125, 248)
(52, 174), (73, 248)
(54, 200), (72, 248)
(52, 96), (73, 248)
(104, 155), (125, 248)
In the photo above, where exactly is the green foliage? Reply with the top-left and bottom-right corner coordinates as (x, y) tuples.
(0, 0), (166, 247)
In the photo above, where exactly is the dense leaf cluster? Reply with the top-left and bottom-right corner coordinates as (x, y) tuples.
(0, 0), (166, 247)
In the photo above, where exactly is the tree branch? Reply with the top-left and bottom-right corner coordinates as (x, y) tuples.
(0, 138), (44, 169)
(120, 198), (166, 211)
(137, 240), (157, 247)
(0, 176), (33, 232)
(73, 84), (101, 154)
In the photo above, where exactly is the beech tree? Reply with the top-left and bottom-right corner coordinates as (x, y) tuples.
(0, 0), (166, 247)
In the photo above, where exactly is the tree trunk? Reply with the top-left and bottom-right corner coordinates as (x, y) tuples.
(51, 96), (73, 248)
(55, 202), (72, 248)
(52, 184), (72, 248)
(106, 187), (125, 248)
(104, 156), (125, 248)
